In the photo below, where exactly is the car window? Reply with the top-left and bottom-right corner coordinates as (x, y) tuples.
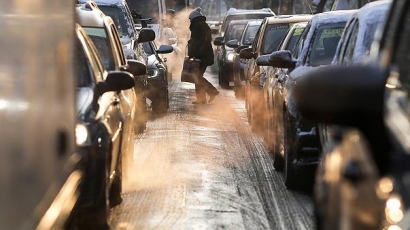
(142, 42), (155, 55)
(84, 27), (115, 70)
(341, 21), (359, 65)
(293, 23), (311, 59)
(242, 24), (260, 45)
(394, 10), (410, 98)
(75, 41), (93, 87)
(307, 23), (345, 66)
(262, 23), (291, 55)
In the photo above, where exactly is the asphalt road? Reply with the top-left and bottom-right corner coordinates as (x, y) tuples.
(109, 70), (316, 230)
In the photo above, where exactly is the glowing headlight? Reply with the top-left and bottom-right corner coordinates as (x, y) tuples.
(227, 52), (235, 62)
(147, 68), (159, 78)
(75, 124), (89, 146)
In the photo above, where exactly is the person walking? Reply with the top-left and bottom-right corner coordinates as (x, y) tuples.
(188, 7), (219, 104)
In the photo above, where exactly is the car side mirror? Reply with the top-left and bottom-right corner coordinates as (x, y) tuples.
(226, 39), (239, 49)
(126, 59), (147, 76)
(239, 47), (255, 59)
(138, 28), (156, 43)
(213, 36), (224, 46)
(294, 65), (387, 127)
(156, 44), (174, 54)
(98, 71), (135, 95)
(256, 54), (270, 66)
(211, 28), (219, 35)
(268, 50), (296, 68)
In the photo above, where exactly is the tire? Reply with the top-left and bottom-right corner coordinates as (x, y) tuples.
(284, 110), (299, 190)
(152, 88), (169, 114)
(218, 66), (229, 89)
(272, 118), (284, 171)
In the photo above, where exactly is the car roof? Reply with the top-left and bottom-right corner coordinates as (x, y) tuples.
(76, 2), (111, 28)
(266, 14), (313, 24)
(351, 0), (391, 22)
(226, 7), (275, 16)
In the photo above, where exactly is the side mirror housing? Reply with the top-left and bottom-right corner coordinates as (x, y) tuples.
(156, 44), (174, 54)
(294, 65), (387, 127)
(213, 36), (224, 46)
(138, 28), (156, 43)
(211, 28), (219, 35)
(256, 54), (271, 66)
(126, 59), (147, 76)
(268, 50), (296, 68)
(226, 39), (239, 49)
(98, 71), (135, 94)
(239, 47), (255, 59)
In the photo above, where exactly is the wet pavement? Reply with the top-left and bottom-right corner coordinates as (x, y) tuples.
(109, 70), (316, 230)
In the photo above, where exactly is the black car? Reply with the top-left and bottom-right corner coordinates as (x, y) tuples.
(142, 41), (174, 114)
(258, 10), (354, 190)
(72, 24), (142, 229)
(214, 19), (250, 88)
(294, 0), (410, 229)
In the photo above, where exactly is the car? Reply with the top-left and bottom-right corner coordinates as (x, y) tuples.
(142, 40), (174, 114)
(294, 0), (410, 227)
(214, 19), (251, 88)
(258, 10), (356, 190)
(71, 23), (141, 229)
(239, 15), (312, 134)
(262, 21), (308, 157)
(218, 7), (275, 37)
(226, 19), (263, 97)
(293, 1), (393, 229)
(80, 0), (152, 132)
(76, 1), (155, 135)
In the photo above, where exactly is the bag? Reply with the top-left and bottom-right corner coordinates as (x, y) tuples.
(181, 57), (200, 83)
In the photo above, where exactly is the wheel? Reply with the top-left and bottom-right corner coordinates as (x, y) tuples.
(152, 88), (169, 114)
(284, 110), (299, 189)
(218, 66), (229, 89)
(272, 117), (284, 171)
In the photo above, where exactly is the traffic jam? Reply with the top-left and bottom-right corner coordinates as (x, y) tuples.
(2, 0), (410, 229)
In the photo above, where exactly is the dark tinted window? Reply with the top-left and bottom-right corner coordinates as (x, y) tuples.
(84, 27), (114, 70)
(222, 13), (273, 32)
(75, 41), (93, 87)
(99, 6), (130, 37)
(262, 23), (290, 54)
(225, 24), (246, 42)
(242, 24), (261, 45)
(284, 27), (305, 51)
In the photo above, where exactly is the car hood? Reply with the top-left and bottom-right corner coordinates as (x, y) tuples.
(76, 87), (94, 118)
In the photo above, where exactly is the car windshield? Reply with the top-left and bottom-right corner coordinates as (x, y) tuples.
(225, 24), (246, 42)
(75, 41), (93, 88)
(242, 24), (261, 45)
(308, 22), (346, 66)
(83, 27), (114, 70)
(98, 5), (130, 38)
(262, 23), (291, 55)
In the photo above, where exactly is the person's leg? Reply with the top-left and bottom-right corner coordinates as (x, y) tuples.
(193, 66), (207, 104)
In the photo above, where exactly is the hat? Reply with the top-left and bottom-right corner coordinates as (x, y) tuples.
(189, 7), (203, 20)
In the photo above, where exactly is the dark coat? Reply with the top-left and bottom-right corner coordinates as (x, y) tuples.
(188, 16), (214, 67)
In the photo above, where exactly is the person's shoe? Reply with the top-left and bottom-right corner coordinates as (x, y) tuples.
(208, 91), (219, 103)
(192, 100), (207, 104)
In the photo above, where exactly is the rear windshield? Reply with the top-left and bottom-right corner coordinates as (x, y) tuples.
(99, 5), (130, 38)
(222, 13), (273, 32)
(242, 24), (261, 45)
(262, 23), (291, 55)
(308, 23), (346, 66)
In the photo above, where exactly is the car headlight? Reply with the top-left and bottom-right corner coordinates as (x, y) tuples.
(147, 68), (159, 78)
(75, 123), (89, 146)
(227, 52), (235, 62)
